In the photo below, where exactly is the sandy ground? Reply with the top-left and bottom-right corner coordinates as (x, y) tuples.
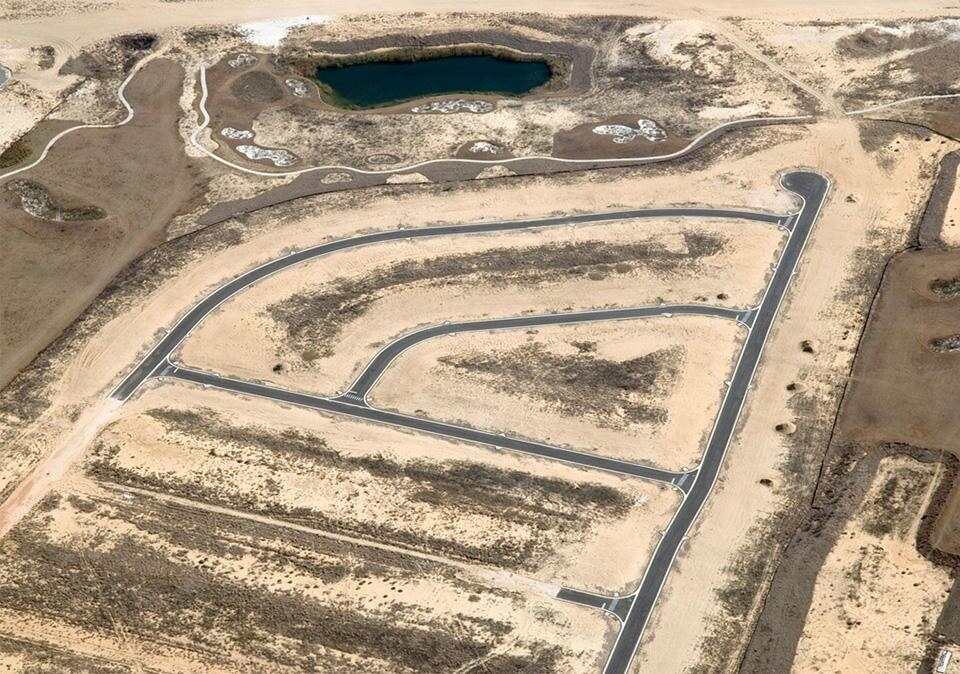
(791, 455), (951, 673)
(371, 316), (744, 470)
(629, 120), (951, 672)
(723, 18), (960, 111)
(177, 216), (782, 396)
(0, 0), (952, 60)
(0, 478), (615, 674)
(0, 145), (800, 523)
(0, 5), (955, 672)
(0, 120), (947, 674)
(93, 382), (679, 593)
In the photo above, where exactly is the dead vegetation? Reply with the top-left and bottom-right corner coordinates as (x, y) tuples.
(860, 464), (931, 538)
(0, 489), (582, 673)
(267, 232), (725, 362)
(86, 406), (632, 570)
(835, 25), (947, 59)
(6, 179), (106, 221)
(846, 40), (960, 108)
(59, 33), (158, 80)
(437, 341), (681, 427)
(931, 275), (960, 298)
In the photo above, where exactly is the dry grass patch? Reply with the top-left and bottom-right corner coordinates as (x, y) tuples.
(373, 316), (743, 469)
(0, 485), (609, 673)
(792, 455), (951, 673)
(86, 383), (679, 591)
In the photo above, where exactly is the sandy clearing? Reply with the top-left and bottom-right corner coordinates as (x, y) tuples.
(0, 1), (952, 65)
(736, 18), (960, 111)
(630, 119), (952, 671)
(177, 217), (783, 397)
(0, 396), (121, 539)
(371, 316), (744, 470)
(0, 115), (945, 670)
(791, 456), (951, 673)
(0, 483), (614, 674)
(94, 382), (680, 593)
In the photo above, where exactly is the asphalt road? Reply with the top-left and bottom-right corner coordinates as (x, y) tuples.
(109, 172), (825, 673)
(165, 362), (690, 487)
(112, 206), (784, 401)
(343, 304), (748, 401)
(600, 170), (829, 674)
(557, 587), (635, 622)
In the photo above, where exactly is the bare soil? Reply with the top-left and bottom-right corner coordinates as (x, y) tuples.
(791, 454), (952, 673)
(267, 232), (725, 362)
(436, 341), (679, 426)
(372, 317), (743, 469)
(836, 248), (960, 455)
(741, 446), (955, 674)
(0, 482), (609, 673)
(85, 383), (679, 591)
(0, 58), (202, 388)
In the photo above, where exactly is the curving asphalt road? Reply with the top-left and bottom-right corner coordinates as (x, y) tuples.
(110, 170), (827, 673)
(164, 361), (688, 488)
(112, 206), (786, 401)
(342, 304), (748, 402)
(600, 170), (829, 674)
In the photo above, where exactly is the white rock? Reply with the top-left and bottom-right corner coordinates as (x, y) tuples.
(285, 78), (309, 97)
(235, 144), (297, 167)
(468, 141), (503, 154)
(592, 119), (666, 143)
(221, 127), (254, 140)
(228, 53), (257, 68)
(411, 99), (493, 114)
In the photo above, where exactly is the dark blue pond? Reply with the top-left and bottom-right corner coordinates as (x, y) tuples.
(314, 54), (551, 109)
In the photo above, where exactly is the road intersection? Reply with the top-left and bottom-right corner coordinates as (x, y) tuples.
(110, 169), (828, 673)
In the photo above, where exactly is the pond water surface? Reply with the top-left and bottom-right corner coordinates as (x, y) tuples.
(314, 54), (551, 109)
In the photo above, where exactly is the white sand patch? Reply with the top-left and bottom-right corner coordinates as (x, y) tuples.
(227, 53), (256, 68)
(220, 127), (253, 140)
(697, 103), (764, 120)
(468, 141), (504, 154)
(385, 172), (430, 184)
(857, 18), (960, 40)
(411, 99), (494, 114)
(624, 22), (663, 38)
(284, 78), (309, 97)
(639, 20), (709, 64)
(239, 15), (331, 48)
(235, 144), (297, 167)
(593, 119), (666, 143)
(475, 165), (517, 179)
